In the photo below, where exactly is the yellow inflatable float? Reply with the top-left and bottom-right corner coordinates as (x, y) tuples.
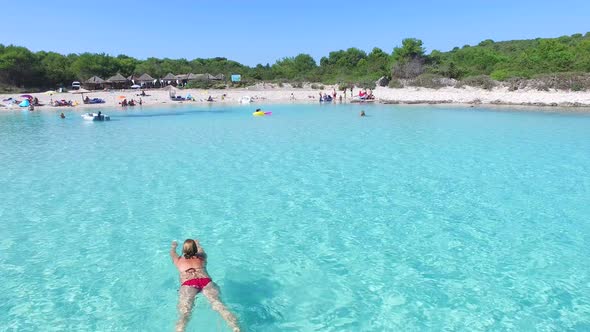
(252, 108), (272, 116)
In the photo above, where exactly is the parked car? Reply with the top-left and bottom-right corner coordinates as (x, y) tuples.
(71, 81), (81, 90)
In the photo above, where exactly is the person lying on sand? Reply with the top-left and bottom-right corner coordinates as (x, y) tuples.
(170, 239), (240, 332)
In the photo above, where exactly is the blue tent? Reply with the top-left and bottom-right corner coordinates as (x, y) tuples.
(19, 99), (30, 107)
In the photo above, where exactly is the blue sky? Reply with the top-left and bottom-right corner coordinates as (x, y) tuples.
(1, 0), (589, 66)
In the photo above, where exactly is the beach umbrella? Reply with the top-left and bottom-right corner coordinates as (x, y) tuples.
(70, 88), (91, 103)
(70, 88), (90, 94)
(44, 90), (56, 102)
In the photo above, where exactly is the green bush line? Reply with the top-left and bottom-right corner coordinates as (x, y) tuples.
(1, 32), (589, 91)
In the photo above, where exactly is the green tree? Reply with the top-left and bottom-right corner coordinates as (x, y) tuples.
(37, 51), (73, 87)
(293, 54), (317, 75)
(392, 38), (425, 62)
(392, 38), (426, 78)
(0, 46), (38, 87)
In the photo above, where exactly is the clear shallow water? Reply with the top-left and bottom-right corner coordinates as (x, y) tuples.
(1, 104), (590, 331)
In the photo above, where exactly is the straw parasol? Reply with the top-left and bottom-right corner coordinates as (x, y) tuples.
(127, 74), (141, 82)
(137, 73), (154, 83)
(105, 73), (129, 89)
(106, 73), (128, 83)
(85, 76), (104, 90)
(70, 88), (90, 93)
(85, 76), (104, 84)
(70, 88), (91, 103)
(162, 73), (176, 81)
(161, 73), (177, 86)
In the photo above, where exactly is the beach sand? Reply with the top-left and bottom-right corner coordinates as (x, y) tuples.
(2, 84), (590, 111)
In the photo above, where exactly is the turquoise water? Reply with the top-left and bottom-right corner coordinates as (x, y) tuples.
(1, 104), (590, 331)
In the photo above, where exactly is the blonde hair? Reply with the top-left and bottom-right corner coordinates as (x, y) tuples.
(182, 239), (199, 259)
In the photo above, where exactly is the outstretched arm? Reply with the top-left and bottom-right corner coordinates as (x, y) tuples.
(170, 241), (180, 264)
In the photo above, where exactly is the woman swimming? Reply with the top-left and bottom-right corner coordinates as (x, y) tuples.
(170, 239), (240, 332)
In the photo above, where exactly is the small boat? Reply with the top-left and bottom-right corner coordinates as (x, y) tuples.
(81, 113), (110, 121)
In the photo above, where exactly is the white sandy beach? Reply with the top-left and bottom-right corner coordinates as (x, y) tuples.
(2, 84), (590, 111)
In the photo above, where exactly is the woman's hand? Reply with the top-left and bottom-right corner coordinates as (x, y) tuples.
(172, 241), (178, 248)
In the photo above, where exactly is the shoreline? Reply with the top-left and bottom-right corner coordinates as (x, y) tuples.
(2, 85), (590, 112)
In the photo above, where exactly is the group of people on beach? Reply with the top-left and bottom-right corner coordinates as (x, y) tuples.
(358, 88), (375, 100)
(319, 90), (341, 102)
(52, 99), (74, 107)
(319, 87), (375, 102)
(119, 98), (142, 107)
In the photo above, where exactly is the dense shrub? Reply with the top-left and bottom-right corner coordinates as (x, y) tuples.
(185, 81), (212, 89)
(409, 73), (447, 89)
(505, 77), (527, 91)
(392, 58), (425, 79)
(229, 80), (256, 88)
(490, 69), (511, 81)
(338, 83), (349, 91)
(292, 82), (303, 88)
(311, 83), (324, 90)
(529, 72), (590, 91)
(3, 33), (590, 91)
(458, 75), (497, 90)
(376, 76), (390, 87)
(388, 79), (403, 88)
(357, 80), (376, 89)
(184, 81), (227, 89)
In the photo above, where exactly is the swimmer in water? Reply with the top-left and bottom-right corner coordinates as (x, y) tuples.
(60, 113), (65, 119)
(360, 110), (366, 117)
(170, 239), (240, 332)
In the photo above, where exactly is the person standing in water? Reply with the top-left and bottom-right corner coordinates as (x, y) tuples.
(170, 239), (240, 332)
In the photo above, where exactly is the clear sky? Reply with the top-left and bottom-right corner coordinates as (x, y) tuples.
(1, 0), (589, 66)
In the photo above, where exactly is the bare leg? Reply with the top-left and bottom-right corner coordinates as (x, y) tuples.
(202, 282), (240, 332)
(176, 286), (198, 332)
